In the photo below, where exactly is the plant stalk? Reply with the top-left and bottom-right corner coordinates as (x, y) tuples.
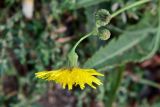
(72, 31), (93, 52)
(110, 0), (150, 18)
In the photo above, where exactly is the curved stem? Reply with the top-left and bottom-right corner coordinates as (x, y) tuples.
(110, 0), (150, 18)
(72, 31), (93, 52)
(71, 0), (151, 52)
(68, 31), (94, 67)
(68, 0), (151, 67)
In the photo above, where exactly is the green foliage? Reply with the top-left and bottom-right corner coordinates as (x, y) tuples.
(105, 66), (125, 107)
(0, 0), (160, 107)
(84, 12), (159, 70)
(84, 28), (156, 69)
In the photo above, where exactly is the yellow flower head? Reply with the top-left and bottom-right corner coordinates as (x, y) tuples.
(35, 67), (104, 90)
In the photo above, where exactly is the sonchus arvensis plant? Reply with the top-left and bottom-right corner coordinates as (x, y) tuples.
(35, 0), (151, 90)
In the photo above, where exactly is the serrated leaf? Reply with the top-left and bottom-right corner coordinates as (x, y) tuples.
(83, 10), (159, 70)
(83, 28), (156, 69)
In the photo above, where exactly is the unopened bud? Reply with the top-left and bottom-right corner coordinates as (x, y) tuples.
(98, 26), (111, 40)
(95, 9), (111, 28)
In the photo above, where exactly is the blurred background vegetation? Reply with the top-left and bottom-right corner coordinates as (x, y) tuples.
(0, 0), (160, 107)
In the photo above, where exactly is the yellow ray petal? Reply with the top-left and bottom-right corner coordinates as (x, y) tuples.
(35, 67), (104, 90)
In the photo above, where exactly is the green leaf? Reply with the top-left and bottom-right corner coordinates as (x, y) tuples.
(83, 28), (157, 70)
(105, 66), (125, 107)
(84, 9), (160, 70)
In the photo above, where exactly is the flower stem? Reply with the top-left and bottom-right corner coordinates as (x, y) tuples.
(68, 0), (150, 67)
(68, 31), (94, 67)
(72, 31), (93, 52)
(71, 0), (151, 52)
(110, 0), (150, 18)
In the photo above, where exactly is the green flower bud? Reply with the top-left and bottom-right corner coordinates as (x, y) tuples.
(95, 9), (111, 28)
(98, 26), (111, 40)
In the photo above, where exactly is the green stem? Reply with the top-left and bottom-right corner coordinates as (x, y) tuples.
(71, 0), (151, 52)
(138, 79), (160, 89)
(68, 31), (94, 67)
(110, 0), (150, 18)
(68, 0), (151, 67)
(72, 31), (93, 52)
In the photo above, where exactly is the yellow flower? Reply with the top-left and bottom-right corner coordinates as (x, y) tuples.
(35, 67), (104, 90)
